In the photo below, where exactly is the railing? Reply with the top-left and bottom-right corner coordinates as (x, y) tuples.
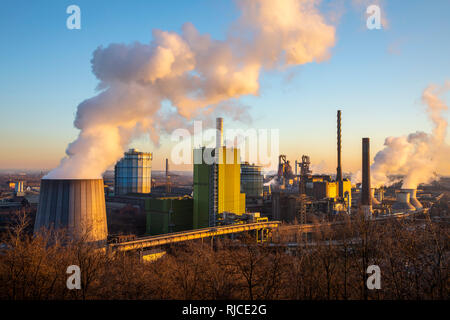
(108, 210), (424, 252)
(109, 221), (281, 252)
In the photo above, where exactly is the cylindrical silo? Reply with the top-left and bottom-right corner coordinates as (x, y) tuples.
(34, 179), (108, 244)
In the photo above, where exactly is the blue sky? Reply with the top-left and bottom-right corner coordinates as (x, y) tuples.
(0, 0), (449, 172)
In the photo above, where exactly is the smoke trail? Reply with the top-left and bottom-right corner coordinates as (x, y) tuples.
(353, 82), (450, 188)
(45, 0), (335, 179)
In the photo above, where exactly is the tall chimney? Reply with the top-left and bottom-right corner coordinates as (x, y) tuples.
(216, 117), (223, 150)
(165, 158), (169, 177)
(361, 138), (372, 216)
(336, 110), (343, 198)
(165, 158), (171, 194)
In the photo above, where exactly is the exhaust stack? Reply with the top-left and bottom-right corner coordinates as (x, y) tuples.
(216, 117), (223, 150)
(165, 158), (169, 177)
(165, 158), (171, 194)
(361, 138), (372, 216)
(336, 110), (343, 198)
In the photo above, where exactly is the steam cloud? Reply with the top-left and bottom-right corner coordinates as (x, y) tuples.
(45, 0), (335, 179)
(353, 82), (450, 189)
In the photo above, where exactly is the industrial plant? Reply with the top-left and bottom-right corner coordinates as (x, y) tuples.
(1, 105), (443, 302)
(0, 87), (445, 309)
(24, 110), (444, 259)
(1, 0), (450, 306)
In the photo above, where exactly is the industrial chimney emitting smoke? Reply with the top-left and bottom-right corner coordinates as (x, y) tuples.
(361, 138), (372, 216)
(336, 110), (343, 198)
(34, 179), (108, 244)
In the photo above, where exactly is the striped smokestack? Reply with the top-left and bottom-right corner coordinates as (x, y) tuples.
(361, 138), (372, 216)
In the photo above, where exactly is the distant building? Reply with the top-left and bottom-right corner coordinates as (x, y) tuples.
(14, 181), (25, 196)
(114, 149), (152, 195)
(145, 196), (193, 235)
(305, 176), (352, 207)
(241, 162), (263, 198)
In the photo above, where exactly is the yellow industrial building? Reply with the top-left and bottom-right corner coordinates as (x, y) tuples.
(193, 146), (245, 229)
(217, 147), (246, 215)
(307, 177), (352, 208)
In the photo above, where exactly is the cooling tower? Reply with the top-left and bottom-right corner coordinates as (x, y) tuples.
(376, 188), (384, 202)
(401, 189), (423, 210)
(392, 191), (416, 212)
(371, 188), (380, 205)
(34, 179), (108, 244)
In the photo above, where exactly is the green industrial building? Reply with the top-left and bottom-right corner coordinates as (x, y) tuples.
(145, 197), (193, 235)
(193, 147), (215, 229)
(193, 147), (245, 230)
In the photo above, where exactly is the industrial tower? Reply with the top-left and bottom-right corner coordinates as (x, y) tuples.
(193, 118), (246, 229)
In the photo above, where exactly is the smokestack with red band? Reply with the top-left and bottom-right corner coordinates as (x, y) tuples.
(361, 138), (372, 216)
(336, 110), (343, 198)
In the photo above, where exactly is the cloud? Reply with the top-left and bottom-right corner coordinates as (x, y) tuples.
(352, 82), (450, 189)
(46, 0), (336, 179)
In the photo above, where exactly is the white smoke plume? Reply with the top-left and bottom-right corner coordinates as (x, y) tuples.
(353, 82), (450, 188)
(310, 160), (331, 174)
(45, 0), (335, 179)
